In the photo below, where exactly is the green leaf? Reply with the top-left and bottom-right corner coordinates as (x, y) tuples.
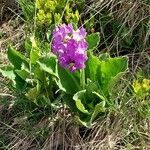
(15, 69), (29, 80)
(85, 80), (104, 110)
(92, 91), (106, 102)
(7, 46), (29, 69)
(34, 67), (45, 81)
(99, 53), (110, 61)
(86, 32), (100, 52)
(91, 100), (105, 122)
(0, 65), (26, 90)
(72, 90), (106, 127)
(30, 49), (40, 64)
(25, 80), (53, 106)
(97, 56), (128, 94)
(76, 99), (89, 114)
(37, 54), (57, 77)
(73, 90), (90, 114)
(25, 80), (41, 101)
(56, 64), (80, 94)
(85, 52), (101, 81)
(0, 66), (16, 81)
(86, 79), (99, 99)
(14, 75), (27, 91)
(74, 116), (91, 127)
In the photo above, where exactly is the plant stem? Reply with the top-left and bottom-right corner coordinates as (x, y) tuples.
(80, 69), (85, 89)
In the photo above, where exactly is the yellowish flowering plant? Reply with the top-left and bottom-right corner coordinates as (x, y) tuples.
(132, 78), (150, 97)
(36, 0), (80, 26)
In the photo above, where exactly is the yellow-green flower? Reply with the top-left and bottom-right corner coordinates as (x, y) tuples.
(36, 0), (80, 26)
(132, 78), (150, 97)
(143, 79), (150, 91)
(132, 80), (142, 94)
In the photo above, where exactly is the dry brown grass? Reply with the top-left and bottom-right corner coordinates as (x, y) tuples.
(84, 0), (150, 54)
(1, 96), (149, 150)
(0, 0), (18, 24)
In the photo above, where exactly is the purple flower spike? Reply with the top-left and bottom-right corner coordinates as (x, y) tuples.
(52, 24), (88, 72)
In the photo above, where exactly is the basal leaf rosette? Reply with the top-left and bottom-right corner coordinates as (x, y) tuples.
(50, 24), (128, 127)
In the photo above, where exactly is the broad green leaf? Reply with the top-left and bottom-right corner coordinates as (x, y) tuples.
(85, 52), (101, 81)
(97, 56), (128, 94)
(74, 92), (106, 127)
(85, 80), (104, 110)
(91, 101), (106, 122)
(7, 46), (29, 69)
(56, 64), (80, 94)
(76, 99), (89, 114)
(86, 32), (100, 52)
(85, 89), (106, 113)
(37, 54), (57, 77)
(73, 90), (89, 114)
(14, 75), (27, 91)
(0, 66), (15, 81)
(74, 116), (91, 127)
(0, 65), (26, 90)
(25, 83), (40, 101)
(72, 90), (106, 127)
(92, 91), (106, 102)
(30, 49), (40, 64)
(15, 69), (29, 80)
(99, 53), (110, 61)
(86, 79), (98, 99)
(34, 67), (45, 81)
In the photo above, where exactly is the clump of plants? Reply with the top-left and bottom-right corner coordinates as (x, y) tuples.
(0, 22), (128, 127)
(133, 78), (150, 97)
(132, 70), (150, 118)
(36, 0), (81, 26)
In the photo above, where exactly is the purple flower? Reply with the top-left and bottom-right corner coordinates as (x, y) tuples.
(52, 24), (88, 72)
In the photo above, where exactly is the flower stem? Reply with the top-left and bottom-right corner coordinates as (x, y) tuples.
(80, 69), (85, 89)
